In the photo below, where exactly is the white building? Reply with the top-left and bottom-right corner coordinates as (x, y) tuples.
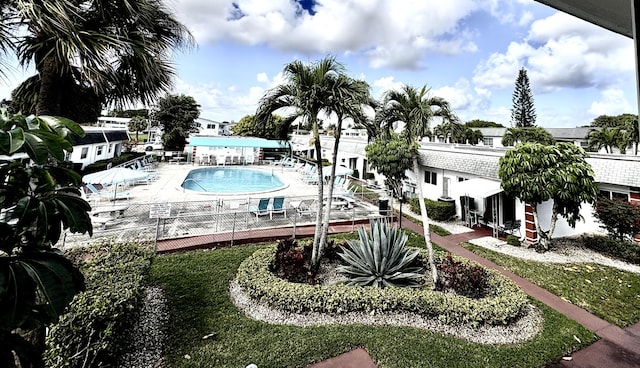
(195, 118), (235, 136)
(68, 127), (130, 169)
(291, 133), (640, 243)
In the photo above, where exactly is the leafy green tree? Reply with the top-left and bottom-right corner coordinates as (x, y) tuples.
(150, 94), (201, 151)
(593, 197), (640, 241)
(3, 0), (194, 117)
(432, 119), (463, 143)
(232, 114), (286, 139)
(128, 115), (148, 143)
(511, 68), (536, 128)
(256, 57), (368, 273)
(108, 109), (150, 119)
(465, 119), (504, 128)
(376, 85), (454, 284)
(365, 133), (414, 227)
(499, 142), (598, 250)
(501, 127), (555, 146)
(461, 127), (484, 145)
(0, 110), (93, 367)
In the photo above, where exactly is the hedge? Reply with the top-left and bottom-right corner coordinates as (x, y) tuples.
(409, 197), (456, 221)
(236, 246), (528, 326)
(44, 241), (155, 368)
(582, 235), (640, 265)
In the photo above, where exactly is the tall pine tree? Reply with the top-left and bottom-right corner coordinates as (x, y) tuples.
(511, 68), (536, 127)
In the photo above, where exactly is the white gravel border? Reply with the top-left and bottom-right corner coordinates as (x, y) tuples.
(229, 280), (543, 345)
(468, 236), (640, 273)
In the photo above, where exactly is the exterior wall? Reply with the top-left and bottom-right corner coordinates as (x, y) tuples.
(70, 142), (122, 169)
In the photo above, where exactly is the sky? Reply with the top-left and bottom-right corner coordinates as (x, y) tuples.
(0, 0), (637, 128)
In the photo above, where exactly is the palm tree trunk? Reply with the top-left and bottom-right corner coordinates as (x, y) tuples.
(413, 155), (438, 285)
(319, 123), (343, 255)
(310, 120), (325, 271)
(36, 55), (62, 116)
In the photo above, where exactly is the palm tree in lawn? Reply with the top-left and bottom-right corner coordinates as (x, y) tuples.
(318, 77), (373, 254)
(256, 56), (357, 273)
(5, 0), (194, 118)
(377, 85), (454, 285)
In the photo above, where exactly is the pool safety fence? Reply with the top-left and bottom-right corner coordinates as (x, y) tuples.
(60, 196), (396, 251)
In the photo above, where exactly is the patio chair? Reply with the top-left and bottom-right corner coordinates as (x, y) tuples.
(85, 183), (130, 201)
(269, 196), (286, 219)
(296, 199), (317, 217)
(249, 198), (271, 219)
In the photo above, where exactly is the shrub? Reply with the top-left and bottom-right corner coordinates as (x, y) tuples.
(436, 253), (488, 299)
(236, 245), (529, 326)
(593, 197), (640, 241)
(337, 221), (424, 288)
(271, 238), (308, 283)
(409, 197), (456, 221)
(506, 235), (521, 247)
(45, 241), (155, 368)
(582, 235), (640, 265)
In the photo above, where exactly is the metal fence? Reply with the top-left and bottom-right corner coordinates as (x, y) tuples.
(60, 194), (394, 252)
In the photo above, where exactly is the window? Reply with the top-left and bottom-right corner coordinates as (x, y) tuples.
(81, 147), (88, 159)
(108, 144), (113, 153)
(424, 170), (437, 185)
(457, 177), (468, 182)
(96, 145), (104, 156)
(612, 192), (629, 201)
(483, 137), (493, 146)
(207, 123), (216, 129)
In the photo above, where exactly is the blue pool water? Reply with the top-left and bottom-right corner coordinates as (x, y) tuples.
(181, 167), (285, 193)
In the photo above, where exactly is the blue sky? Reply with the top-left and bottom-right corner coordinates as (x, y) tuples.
(1, 0), (637, 128)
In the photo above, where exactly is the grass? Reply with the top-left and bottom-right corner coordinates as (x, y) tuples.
(465, 243), (640, 328)
(149, 242), (596, 368)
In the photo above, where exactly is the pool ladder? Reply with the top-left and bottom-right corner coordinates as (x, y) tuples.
(182, 178), (209, 192)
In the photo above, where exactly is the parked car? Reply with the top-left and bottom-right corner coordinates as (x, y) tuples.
(143, 141), (163, 151)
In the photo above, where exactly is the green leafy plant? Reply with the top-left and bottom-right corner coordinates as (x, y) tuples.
(337, 220), (424, 287)
(409, 197), (456, 221)
(0, 110), (93, 367)
(506, 235), (521, 247)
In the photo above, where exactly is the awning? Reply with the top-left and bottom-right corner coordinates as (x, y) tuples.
(454, 178), (502, 199)
(188, 136), (288, 149)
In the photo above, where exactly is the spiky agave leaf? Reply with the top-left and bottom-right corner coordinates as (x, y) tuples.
(337, 220), (424, 287)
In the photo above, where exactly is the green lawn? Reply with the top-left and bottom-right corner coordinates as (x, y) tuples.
(149, 243), (596, 368)
(465, 243), (640, 328)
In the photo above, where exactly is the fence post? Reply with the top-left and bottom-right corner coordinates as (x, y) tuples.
(154, 218), (160, 252)
(231, 212), (236, 246)
(292, 209), (297, 239)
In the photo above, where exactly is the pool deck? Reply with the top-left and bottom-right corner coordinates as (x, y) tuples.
(123, 161), (322, 203)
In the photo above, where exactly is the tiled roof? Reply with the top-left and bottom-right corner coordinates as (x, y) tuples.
(419, 147), (502, 180)
(588, 155), (640, 187)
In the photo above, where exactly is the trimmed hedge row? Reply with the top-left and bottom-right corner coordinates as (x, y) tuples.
(236, 246), (528, 326)
(409, 197), (456, 221)
(582, 235), (640, 265)
(45, 241), (155, 368)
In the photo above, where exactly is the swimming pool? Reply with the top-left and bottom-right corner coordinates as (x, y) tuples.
(181, 167), (286, 194)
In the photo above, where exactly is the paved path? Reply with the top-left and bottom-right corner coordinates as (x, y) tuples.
(156, 216), (640, 368)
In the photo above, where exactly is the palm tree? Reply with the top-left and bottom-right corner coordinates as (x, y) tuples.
(587, 127), (620, 153)
(318, 77), (373, 256)
(376, 85), (454, 284)
(256, 56), (362, 272)
(4, 0), (194, 118)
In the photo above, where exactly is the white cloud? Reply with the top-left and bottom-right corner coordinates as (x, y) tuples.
(588, 89), (633, 117)
(256, 72), (268, 83)
(433, 79), (474, 110)
(173, 0), (482, 70)
(372, 76), (404, 99)
(473, 12), (634, 92)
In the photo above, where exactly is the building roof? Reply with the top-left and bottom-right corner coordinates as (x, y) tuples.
(419, 147), (503, 180)
(70, 128), (129, 145)
(188, 136), (288, 149)
(588, 154), (640, 187)
(535, 0), (631, 38)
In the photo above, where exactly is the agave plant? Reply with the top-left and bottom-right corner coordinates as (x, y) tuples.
(337, 220), (424, 288)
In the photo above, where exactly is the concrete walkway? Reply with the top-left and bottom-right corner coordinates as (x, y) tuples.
(156, 216), (640, 368)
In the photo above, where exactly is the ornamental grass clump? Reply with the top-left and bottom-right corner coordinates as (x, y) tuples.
(337, 220), (424, 288)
